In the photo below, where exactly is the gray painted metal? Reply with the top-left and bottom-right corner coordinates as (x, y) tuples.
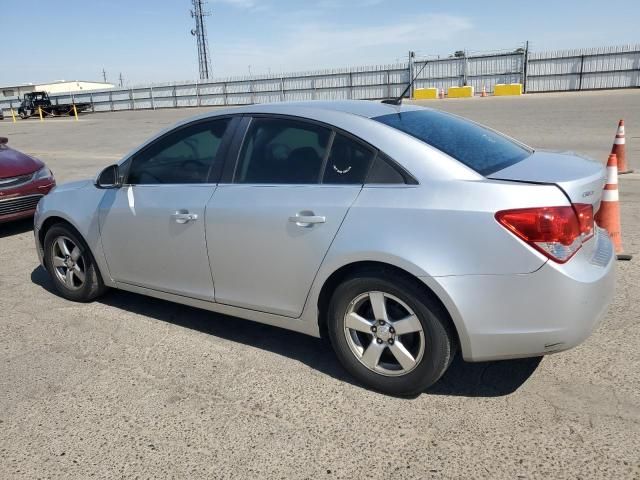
(527, 44), (640, 92)
(1, 44), (638, 115)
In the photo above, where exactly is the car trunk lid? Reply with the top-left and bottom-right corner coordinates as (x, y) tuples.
(491, 150), (607, 263)
(488, 150), (606, 211)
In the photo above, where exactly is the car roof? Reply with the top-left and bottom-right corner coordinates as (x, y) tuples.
(238, 100), (425, 118)
(181, 100), (426, 124)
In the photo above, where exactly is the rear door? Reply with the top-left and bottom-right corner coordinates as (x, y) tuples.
(99, 117), (236, 300)
(206, 116), (375, 317)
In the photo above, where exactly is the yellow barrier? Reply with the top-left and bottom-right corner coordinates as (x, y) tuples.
(10, 108), (17, 123)
(73, 104), (79, 121)
(413, 88), (439, 100)
(38, 106), (43, 121)
(447, 86), (474, 98)
(494, 83), (523, 96)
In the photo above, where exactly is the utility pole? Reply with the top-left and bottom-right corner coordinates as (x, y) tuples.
(190, 0), (213, 80)
(522, 40), (530, 93)
(119, 73), (124, 88)
(102, 68), (107, 83)
(408, 51), (415, 99)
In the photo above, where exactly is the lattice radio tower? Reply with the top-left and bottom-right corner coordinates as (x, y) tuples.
(190, 0), (213, 80)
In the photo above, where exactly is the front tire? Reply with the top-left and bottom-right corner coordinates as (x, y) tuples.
(43, 224), (107, 302)
(328, 274), (455, 396)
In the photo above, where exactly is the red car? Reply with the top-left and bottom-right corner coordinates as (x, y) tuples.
(0, 136), (56, 223)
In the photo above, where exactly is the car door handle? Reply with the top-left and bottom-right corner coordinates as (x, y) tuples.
(172, 211), (198, 224)
(289, 212), (326, 227)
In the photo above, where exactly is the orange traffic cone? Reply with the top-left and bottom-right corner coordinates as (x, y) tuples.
(595, 153), (632, 260)
(481, 85), (487, 97)
(439, 88), (445, 99)
(612, 119), (632, 174)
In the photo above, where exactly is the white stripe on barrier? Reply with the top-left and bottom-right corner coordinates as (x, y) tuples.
(602, 189), (619, 202)
(606, 166), (618, 184)
(614, 138), (625, 145)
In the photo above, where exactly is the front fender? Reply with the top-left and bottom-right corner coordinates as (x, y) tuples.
(35, 181), (115, 287)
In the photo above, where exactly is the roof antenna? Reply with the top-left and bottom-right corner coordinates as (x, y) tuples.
(382, 57), (429, 106)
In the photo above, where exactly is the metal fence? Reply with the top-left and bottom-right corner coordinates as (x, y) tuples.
(527, 44), (640, 92)
(1, 43), (638, 115)
(411, 52), (524, 94)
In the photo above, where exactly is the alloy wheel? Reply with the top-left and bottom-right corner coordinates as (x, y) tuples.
(51, 236), (86, 290)
(343, 291), (425, 376)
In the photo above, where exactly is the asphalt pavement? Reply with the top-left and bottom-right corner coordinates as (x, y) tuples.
(1, 89), (638, 479)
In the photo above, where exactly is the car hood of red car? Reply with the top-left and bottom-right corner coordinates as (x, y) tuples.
(0, 145), (45, 179)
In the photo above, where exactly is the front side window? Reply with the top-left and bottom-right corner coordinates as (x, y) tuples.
(235, 118), (331, 184)
(374, 110), (532, 176)
(128, 118), (230, 184)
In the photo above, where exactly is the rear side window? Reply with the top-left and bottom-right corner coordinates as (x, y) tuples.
(322, 134), (374, 184)
(235, 118), (331, 184)
(374, 110), (531, 176)
(366, 153), (411, 184)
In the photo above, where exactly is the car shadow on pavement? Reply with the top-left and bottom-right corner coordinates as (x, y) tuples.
(31, 265), (542, 398)
(0, 218), (33, 238)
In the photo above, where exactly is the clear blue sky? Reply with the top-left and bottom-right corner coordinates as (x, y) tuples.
(2, 0), (639, 86)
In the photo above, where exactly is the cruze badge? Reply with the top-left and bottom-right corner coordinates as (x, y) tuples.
(582, 190), (594, 198)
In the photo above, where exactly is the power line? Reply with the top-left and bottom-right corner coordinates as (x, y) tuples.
(190, 0), (213, 80)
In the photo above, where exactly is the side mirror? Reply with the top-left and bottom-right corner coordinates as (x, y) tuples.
(95, 164), (121, 189)
(0, 137), (8, 145)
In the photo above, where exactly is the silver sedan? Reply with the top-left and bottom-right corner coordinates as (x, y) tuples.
(34, 101), (615, 395)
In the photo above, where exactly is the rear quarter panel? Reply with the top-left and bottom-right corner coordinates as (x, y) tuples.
(323, 180), (569, 277)
(300, 178), (570, 336)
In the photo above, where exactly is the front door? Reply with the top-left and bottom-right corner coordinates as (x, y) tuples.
(99, 117), (233, 300)
(206, 116), (375, 317)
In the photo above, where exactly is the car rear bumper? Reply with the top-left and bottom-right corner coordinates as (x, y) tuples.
(428, 228), (616, 362)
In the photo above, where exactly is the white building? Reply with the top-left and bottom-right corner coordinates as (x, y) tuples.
(1, 80), (114, 99)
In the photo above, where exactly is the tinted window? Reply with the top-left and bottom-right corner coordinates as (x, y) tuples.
(374, 110), (531, 176)
(128, 119), (230, 184)
(235, 118), (331, 184)
(322, 134), (374, 185)
(366, 154), (407, 184)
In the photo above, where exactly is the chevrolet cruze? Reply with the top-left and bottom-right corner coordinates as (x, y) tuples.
(34, 101), (615, 395)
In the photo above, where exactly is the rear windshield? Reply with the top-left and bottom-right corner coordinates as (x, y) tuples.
(374, 109), (532, 176)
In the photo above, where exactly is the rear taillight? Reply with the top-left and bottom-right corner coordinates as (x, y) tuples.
(574, 203), (594, 241)
(495, 203), (594, 263)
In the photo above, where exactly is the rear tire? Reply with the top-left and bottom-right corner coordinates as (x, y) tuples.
(43, 224), (107, 302)
(328, 273), (455, 396)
